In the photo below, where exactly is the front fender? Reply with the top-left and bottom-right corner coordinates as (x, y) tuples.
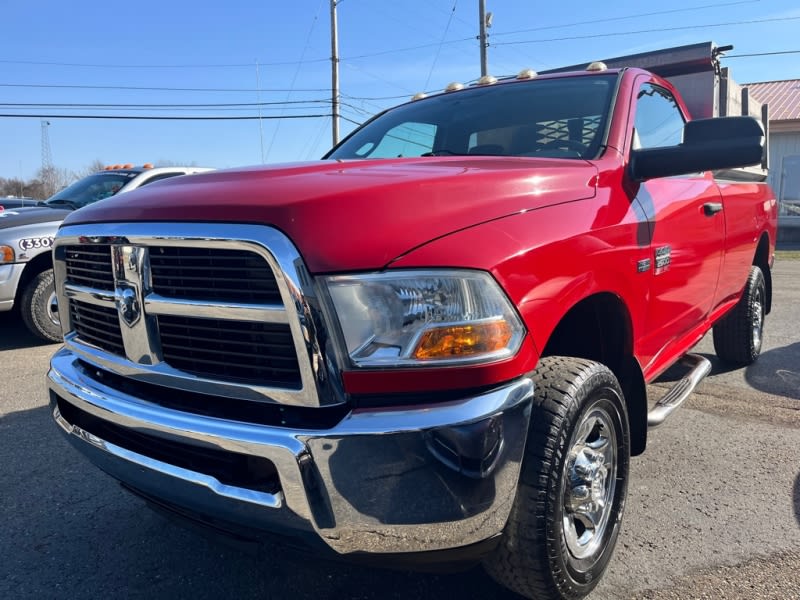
(387, 194), (650, 360)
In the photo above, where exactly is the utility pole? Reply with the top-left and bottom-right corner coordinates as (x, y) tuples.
(478, 0), (489, 77)
(330, 0), (340, 146)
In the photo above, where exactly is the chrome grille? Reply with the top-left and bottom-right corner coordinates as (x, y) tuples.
(149, 246), (282, 303)
(64, 245), (114, 290)
(158, 315), (301, 387)
(55, 224), (328, 408)
(69, 300), (124, 355)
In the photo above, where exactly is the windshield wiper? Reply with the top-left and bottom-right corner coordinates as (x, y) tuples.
(46, 199), (80, 210)
(421, 150), (470, 156)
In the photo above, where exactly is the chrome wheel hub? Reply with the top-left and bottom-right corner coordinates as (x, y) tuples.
(563, 406), (617, 560)
(752, 286), (764, 349)
(48, 291), (60, 327)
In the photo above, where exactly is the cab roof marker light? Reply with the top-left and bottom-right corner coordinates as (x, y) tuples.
(142, 163), (154, 169)
(477, 75), (497, 85)
(445, 82), (464, 92)
(516, 69), (538, 80)
(411, 92), (428, 101)
(586, 61), (608, 72)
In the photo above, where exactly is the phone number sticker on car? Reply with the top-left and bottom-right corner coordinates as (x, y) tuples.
(19, 236), (55, 250)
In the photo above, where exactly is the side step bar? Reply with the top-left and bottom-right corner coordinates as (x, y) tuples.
(647, 353), (712, 428)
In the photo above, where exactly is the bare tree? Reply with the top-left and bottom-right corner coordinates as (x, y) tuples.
(72, 159), (107, 179)
(0, 177), (31, 198)
(38, 165), (72, 198)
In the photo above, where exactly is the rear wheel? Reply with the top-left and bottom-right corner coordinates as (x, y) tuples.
(484, 356), (630, 600)
(20, 269), (62, 343)
(712, 265), (765, 366)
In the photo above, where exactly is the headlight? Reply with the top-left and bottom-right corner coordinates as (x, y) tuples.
(0, 245), (14, 264)
(322, 270), (525, 367)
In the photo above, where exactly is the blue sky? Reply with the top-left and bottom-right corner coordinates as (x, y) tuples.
(2, 0), (799, 181)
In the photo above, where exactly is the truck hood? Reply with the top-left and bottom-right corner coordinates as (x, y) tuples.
(0, 205), (69, 230)
(64, 158), (598, 272)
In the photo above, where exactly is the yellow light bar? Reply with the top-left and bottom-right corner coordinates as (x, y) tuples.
(0, 245), (15, 263)
(412, 321), (513, 360)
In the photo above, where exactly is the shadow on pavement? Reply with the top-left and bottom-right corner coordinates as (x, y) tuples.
(0, 404), (523, 600)
(0, 311), (60, 351)
(795, 472), (800, 527)
(657, 342), (800, 402)
(744, 342), (800, 401)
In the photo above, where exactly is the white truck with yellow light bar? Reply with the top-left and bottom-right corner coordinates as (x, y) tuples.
(0, 164), (211, 341)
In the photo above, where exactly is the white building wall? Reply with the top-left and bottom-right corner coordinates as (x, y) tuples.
(768, 131), (800, 242)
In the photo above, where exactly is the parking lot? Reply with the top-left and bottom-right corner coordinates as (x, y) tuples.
(1, 260), (799, 599)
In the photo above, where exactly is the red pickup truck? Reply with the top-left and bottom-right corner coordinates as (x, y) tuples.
(47, 45), (776, 599)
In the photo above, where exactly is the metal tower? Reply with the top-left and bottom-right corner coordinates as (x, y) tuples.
(40, 120), (55, 196)
(41, 120), (53, 172)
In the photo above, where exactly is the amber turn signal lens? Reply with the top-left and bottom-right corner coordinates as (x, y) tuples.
(412, 321), (513, 360)
(0, 245), (14, 263)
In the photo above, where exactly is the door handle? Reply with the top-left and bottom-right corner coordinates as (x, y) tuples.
(703, 202), (723, 216)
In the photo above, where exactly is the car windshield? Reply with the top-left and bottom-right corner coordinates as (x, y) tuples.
(44, 171), (138, 209)
(327, 74), (618, 161)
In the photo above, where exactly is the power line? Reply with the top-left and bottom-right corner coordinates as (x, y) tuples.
(0, 101), (330, 108)
(266, 0), (326, 161)
(343, 92), (410, 101)
(0, 83), (330, 93)
(492, 0), (760, 38)
(725, 50), (800, 58)
(0, 113), (331, 121)
(342, 37), (473, 61)
(424, 0), (459, 90)
(0, 57), (328, 68)
(338, 114), (363, 126)
(495, 15), (800, 46)
(0, 1), (770, 73)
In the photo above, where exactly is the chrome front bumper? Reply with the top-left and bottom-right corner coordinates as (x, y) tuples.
(48, 347), (533, 556)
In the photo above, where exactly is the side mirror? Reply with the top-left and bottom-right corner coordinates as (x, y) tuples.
(629, 116), (764, 181)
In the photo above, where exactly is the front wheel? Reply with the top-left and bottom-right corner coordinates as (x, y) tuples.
(712, 265), (766, 366)
(484, 356), (630, 600)
(20, 269), (62, 343)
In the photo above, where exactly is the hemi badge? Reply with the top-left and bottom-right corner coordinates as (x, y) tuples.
(637, 258), (651, 273)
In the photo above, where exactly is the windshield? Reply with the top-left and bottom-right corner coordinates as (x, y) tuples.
(327, 74), (618, 161)
(45, 171), (138, 209)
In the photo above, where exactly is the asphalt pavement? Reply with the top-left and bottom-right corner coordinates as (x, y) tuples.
(1, 260), (799, 599)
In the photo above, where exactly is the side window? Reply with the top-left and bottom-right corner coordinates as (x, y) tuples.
(633, 84), (685, 149)
(367, 122), (437, 158)
(138, 172), (184, 187)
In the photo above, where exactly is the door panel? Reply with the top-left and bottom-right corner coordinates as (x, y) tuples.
(627, 78), (725, 372)
(635, 172), (724, 368)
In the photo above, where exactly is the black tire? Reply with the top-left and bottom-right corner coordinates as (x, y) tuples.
(20, 269), (62, 343)
(712, 265), (766, 366)
(484, 356), (630, 600)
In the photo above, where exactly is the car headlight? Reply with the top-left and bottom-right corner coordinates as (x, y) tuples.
(322, 270), (525, 367)
(0, 245), (15, 264)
